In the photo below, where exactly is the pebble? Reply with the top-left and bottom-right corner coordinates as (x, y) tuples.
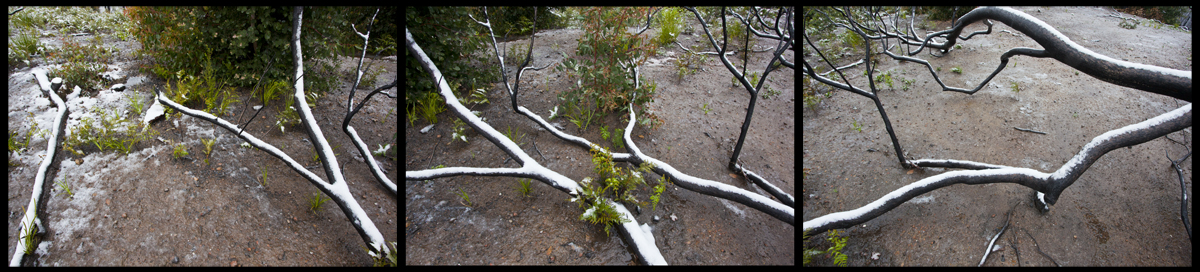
(653, 215), (660, 222)
(670, 214), (677, 221)
(992, 244), (1003, 252)
(173, 256), (179, 264)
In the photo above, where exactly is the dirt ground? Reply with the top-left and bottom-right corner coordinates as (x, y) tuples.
(803, 7), (1191, 266)
(7, 12), (398, 266)
(406, 10), (795, 265)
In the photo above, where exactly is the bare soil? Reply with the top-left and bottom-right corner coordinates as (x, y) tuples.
(406, 12), (795, 265)
(8, 19), (398, 266)
(803, 7), (1191, 266)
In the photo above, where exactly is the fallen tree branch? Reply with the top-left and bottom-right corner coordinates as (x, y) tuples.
(803, 103), (1192, 235)
(150, 7), (391, 260)
(10, 69), (69, 267)
(405, 25), (666, 265)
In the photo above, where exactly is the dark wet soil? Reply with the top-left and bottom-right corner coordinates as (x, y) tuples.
(8, 9), (397, 266)
(803, 7), (1191, 266)
(406, 9), (794, 265)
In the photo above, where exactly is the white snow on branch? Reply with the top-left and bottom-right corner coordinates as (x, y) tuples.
(998, 7), (1191, 79)
(804, 168), (1050, 232)
(1052, 103), (1191, 180)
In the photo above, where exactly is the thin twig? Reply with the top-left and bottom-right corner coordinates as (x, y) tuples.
(1021, 228), (1060, 267)
(532, 138), (547, 162)
(980, 201), (1019, 266)
(1013, 127), (1047, 135)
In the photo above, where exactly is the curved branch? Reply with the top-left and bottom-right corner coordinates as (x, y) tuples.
(804, 103), (1192, 235)
(11, 69), (69, 267)
(943, 7), (1191, 101)
(623, 105), (794, 225)
(406, 27), (668, 265)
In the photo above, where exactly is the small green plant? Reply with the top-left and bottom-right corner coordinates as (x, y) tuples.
(850, 119), (862, 133)
(18, 200), (40, 255)
(803, 229), (849, 267)
(201, 138), (215, 165)
(129, 91), (146, 117)
(451, 118), (469, 143)
(874, 71), (893, 89)
(901, 78), (915, 91)
(55, 179), (75, 198)
(611, 128), (625, 150)
(308, 192), (329, 213)
(516, 178), (533, 197)
(504, 126), (525, 145)
(1010, 82), (1021, 93)
(260, 165), (269, 186)
(259, 80), (287, 106)
(362, 241), (398, 267)
(571, 144), (661, 237)
(172, 143), (188, 159)
(649, 177), (668, 211)
(951, 67), (962, 74)
(418, 91), (445, 125)
(701, 103), (711, 115)
(458, 188), (472, 207)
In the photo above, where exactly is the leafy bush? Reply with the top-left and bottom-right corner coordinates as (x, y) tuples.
(556, 7), (662, 129)
(126, 7), (346, 98)
(406, 7), (500, 126)
(653, 7), (682, 47)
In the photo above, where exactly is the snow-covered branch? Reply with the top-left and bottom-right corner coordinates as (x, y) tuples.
(10, 69), (69, 267)
(338, 8), (396, 195)
(803, 103), (1192, 235)
(151, 7), (390, 260)
(405, 26), (667, 265)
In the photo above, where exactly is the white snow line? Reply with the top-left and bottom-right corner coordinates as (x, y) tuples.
(611, 201), (667, 265)
(12, 68), (69, 267)
(1052, 103), (1192, 180)
(345, 126), (395, 195)
(623, 106), (794, 225)
(997, 7), (1191, 80)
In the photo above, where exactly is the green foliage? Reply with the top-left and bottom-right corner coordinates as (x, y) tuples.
(308, 192), (329, 213)
(62, 108), (158, 156)
(260, 164), (269, 186)
(611, 128), (625, 150)
(803, 229), (850, 267)
(874, 71), (893, 89)
(172, 143), (189, 159)
(556, 7), (661, 131)
(458, 188), (472, 207)
(516, 178), (533, 197)
(46, 34), (114, 93)
(570, 144), (661, 237)
(55, 179), (75, 198)
(18, 199), (40, 255)
(653, 7), (682, 47)
(451, 118), (469, 143)
(649, 177), (667, 211)
(407, 7), (500, 132)
(363, 241), (398, 267)
(276, 93), (302, 133)
(1010, 82), (1021, 93)
(674, 45), (707, 80)
(504, 126), (525, 145)
(126, 7), (345, 99)
(418, 91), (445, 125)
(951, 67), (962, 74)
(850, 119), (862, 133)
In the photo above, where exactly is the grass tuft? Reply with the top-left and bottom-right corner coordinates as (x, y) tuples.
(308, 192), (329, 213)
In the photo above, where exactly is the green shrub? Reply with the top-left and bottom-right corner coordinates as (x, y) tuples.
(126, 7), (345, 99)
(556, 7), (662, 130)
